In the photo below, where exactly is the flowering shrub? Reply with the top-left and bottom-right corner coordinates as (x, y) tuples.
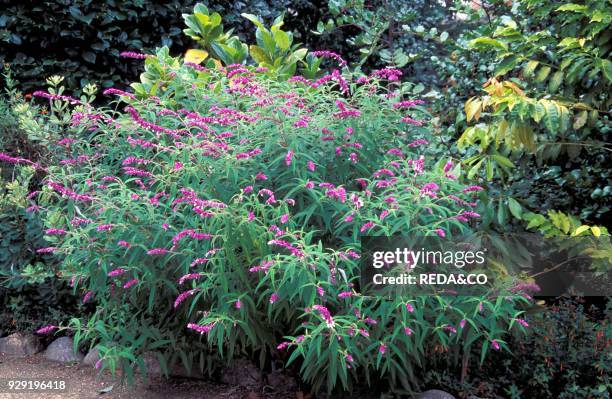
(14, 47), (533, 392)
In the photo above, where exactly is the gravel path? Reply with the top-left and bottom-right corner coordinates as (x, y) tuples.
(0, 353), (297, 399)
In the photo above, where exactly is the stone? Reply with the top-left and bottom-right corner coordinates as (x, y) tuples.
(0, 332), (43, 356)
(266, 370), (297, 390)
(220, 359), (261, 389)
(82, 347), (100, 367)
(43, 336), (84, 363)
(141, 351), (162, 376)
(414, 390), (456, 399)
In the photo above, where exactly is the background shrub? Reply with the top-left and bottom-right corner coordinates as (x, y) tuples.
(422, 298), (611, 398)
(0, 0), (326, 92)
(0, 81), (80, 336)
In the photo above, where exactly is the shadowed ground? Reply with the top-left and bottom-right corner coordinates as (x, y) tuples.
(0, 353), (298, 399)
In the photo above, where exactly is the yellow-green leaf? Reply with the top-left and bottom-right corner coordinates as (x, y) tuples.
(535, 66), (551, 82)
(465, 98), (482, 122)
(572, 225), (590, 236)
(249, 45), (270, 65)
(591, 226), (601, 237)
(273, 30), (290, 50)
(573, 110), (588, 130)
(548, 71), (563, 92)
(523, 60), (539, 77)
(184, 49), (208, 64)
(469, 37), (508, 51)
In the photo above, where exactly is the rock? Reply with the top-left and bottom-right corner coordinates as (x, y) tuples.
(141, 351), (162, 376)
(414, 390), (456, 399)
(82, 347), (100, 367)
(0, 332), (43, 356)
(221, 359), (261, 389)
(44, 336), (84, 363)
(267, 370), (297, 390)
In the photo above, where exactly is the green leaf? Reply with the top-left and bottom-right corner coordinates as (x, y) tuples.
(573, 110), (588, 130)
(522, 60), (539, 77)
(82, 51), (96, 64)
(548, 71), (563, 92)
(241, 13), (265, 30)
(600, 59), (612, 83)
(469, 37), (508, 51)
(273, 30), (290, 50)
(556, 4), (588, 12)
(535, 66), (551, 82)
(249, 45), (270, 65)
(497, 198), (507, 225)
(508, 198), (522, 219)
(572, 225), (590, 236)
(495, 56), (518, 76)
(543, 101), (559, 134)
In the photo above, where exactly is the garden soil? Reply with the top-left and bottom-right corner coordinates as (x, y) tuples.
(0, 353), (298, 399)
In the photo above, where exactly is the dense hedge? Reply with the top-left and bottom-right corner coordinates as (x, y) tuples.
(0, 0), (325, 92)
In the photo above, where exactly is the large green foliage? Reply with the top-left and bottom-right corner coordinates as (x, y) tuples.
(0, 82), (79, 335)
(0, 0), (323, 92)
(457, 0), (611, 226)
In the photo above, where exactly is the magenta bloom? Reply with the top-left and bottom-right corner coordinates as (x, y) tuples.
(97, 224), (114, 232)
(36, 325), (58, 335)
(405, 303), (415, 313)
(379, 343), (387, 355)
(491, 340), (500, 350)
(338, 291), (353, 298)
(107, 268), (127, 278)
(178, 273), (202, 285)
(404, 326), (413, 336)
(45, 228), (66, 235)
(307, 160), (316, 171)
(515, 318), (529, 328)
(360, 221), (375, 232)
(285, 150), (294, 166)
(462, 185), (484, 193)
(312, 305), (334, 328)
(433, 228), (446, 238)
(37, 247), (58, 254)
(190, 258), (208, 267)
(269, 292), (279, 304)
(280, 214), (289, 224)
(120, 51), (150, 59)
(311, 50), (347, 67)
(187, 322), (215, 335)
(82, 291), (94, 303)
(174, 289), (199, 308)
(123, 278), (138, 289)
(443, 325), (457, 335)
(277, 341), (290, 350)
(147, 248), (169, 255)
